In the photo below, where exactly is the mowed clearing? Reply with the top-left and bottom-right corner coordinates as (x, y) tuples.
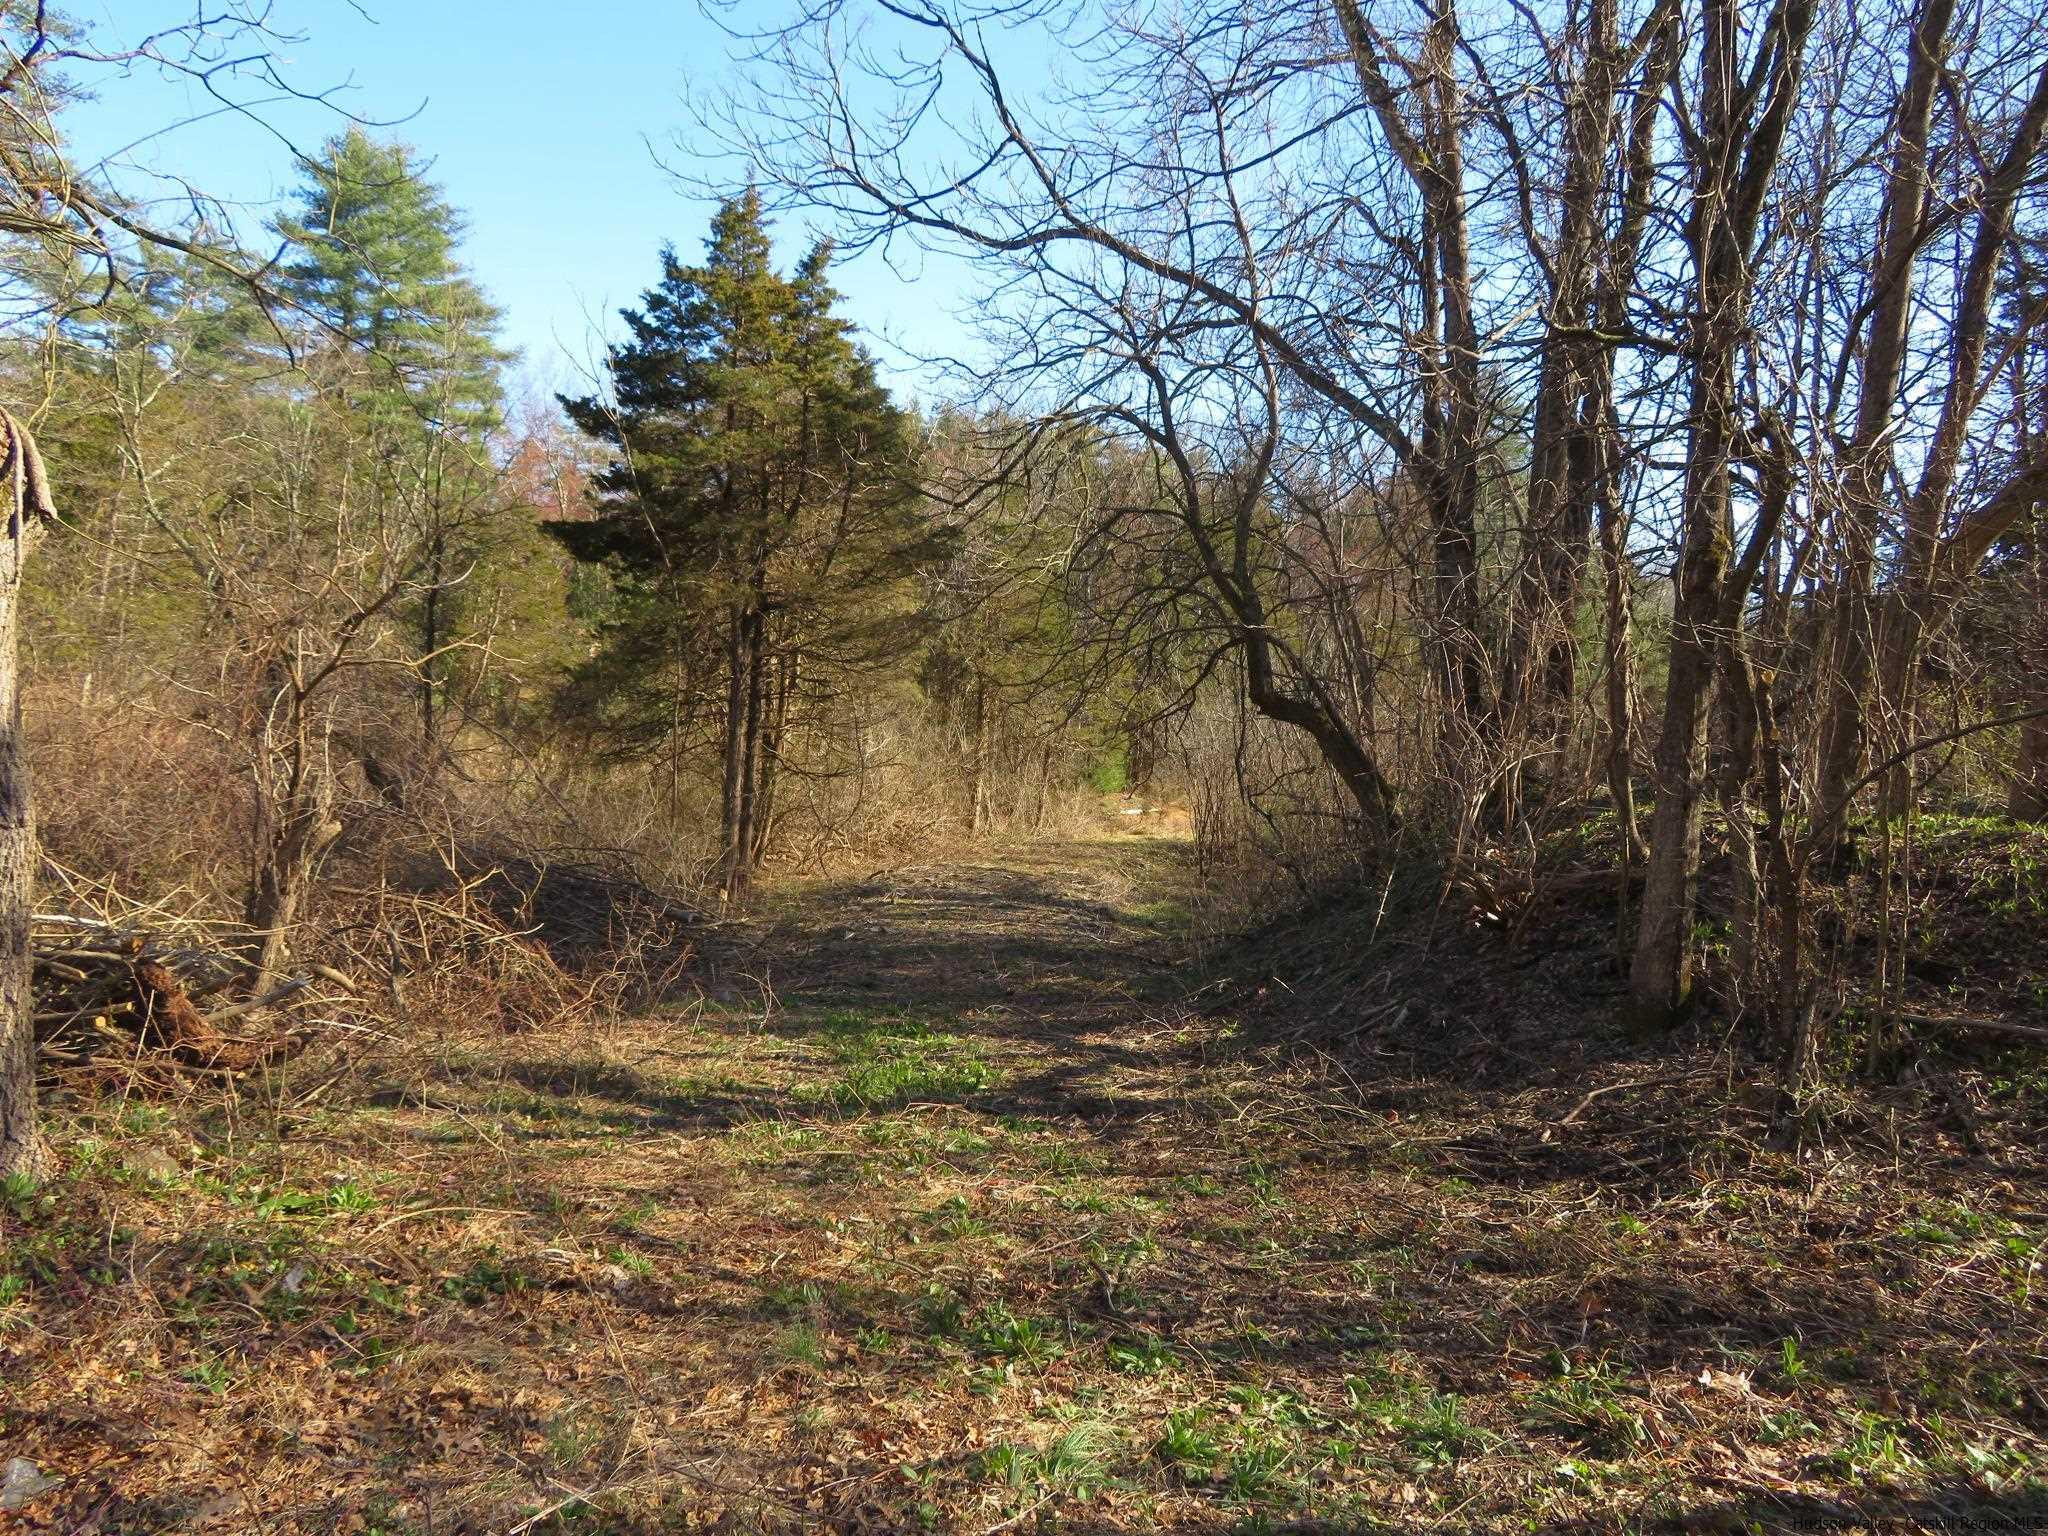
(3, 834), (2044, 1533)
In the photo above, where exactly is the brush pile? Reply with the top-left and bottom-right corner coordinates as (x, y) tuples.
(30, 911), (347, 1075)
(330, 850), (702, 1038)
(27, 844), (705, 1090)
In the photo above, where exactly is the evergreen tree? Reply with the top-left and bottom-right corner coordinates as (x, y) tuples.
(552, 191), (949, 895)
(276, 127), (505, 435)
(275, 128), (514, 743)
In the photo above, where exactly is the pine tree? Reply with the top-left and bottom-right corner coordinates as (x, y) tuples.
(552, 191), (948, 896)
(276, 128), (505, 434)
(275, 128), (512, 743)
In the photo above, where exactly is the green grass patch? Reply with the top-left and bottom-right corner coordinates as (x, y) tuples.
(802, 1010), (996, 1110)
(980, 1420), (1118, 1503)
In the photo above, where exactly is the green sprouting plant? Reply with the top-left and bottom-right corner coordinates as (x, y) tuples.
(1224, 1383), (1316, 1428)
(967, 1364), (1009, 1398)
(1758, 1410), (1821, 1444)
(325, 1179), (377, 1213)
(927, 1195), (992, 1241)
(0, 1271), (27, 1331)
(1105, 1333), (1174, 1375)
(1948, 1436), (2034, 1490)
(1037, 1142), (1107, 1176)
(1084, 1233), (1156, 1311)
(117, 1102), (174, 1135)
(1242, 1160), (1282, 1205)
(761, 1279), (825, 1318)
(605, 1246), (655, 1279)
(543, 1407), (608, 1468)
(1346, 1376), (1492, 1467)
(1524, 1359), (1646, 1451)
(1778, 1337), (1810, 1384)
(1224, 1439), (1291, 1501)
(1, 1168), (38, 1214)
(917, 1285), (965, 1340)
(1999, 1231), (2041, 1304)
(968, 1304), (1060, 1365)
(1401, 1392), (1488, 1466)
(775, 1322), (827, 1370)
(183, 1354), (233, 1395)
(1813, 1413), (1919, 1483)
(1155, 1410), (1223, 1475)
(441, 1251), (529, 1304)
(842, 1053), (994, 1108)
(979, 1422), (1115, 1501)
(1039, 1423), (1115, 1494)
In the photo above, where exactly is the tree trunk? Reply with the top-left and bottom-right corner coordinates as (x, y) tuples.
(1589, 2), (1673, 874)
(1242, 626), (1399, 832)
(1628, 529), (1723, 1026)
(419, 530), (446, 744)
(1813, 0), (1955, 822)
(1630, 292), (1743, 1026)
(2013, 712), (2048, 822)
(1335, 0), (1492, 767)
(0, 514), (43, 1177)
(1598, 480), (1642, 858)
(1506, 0), (1627, 746)
(971, 675), (993, 835)
(245, 708), (340, 993)
(1717, 646), (1765, 1003)
(730, 609), (767, 900)
(718, 607), (747, 896)
(1627, 0), (1813, 1027)
(752, 651), (793, 863)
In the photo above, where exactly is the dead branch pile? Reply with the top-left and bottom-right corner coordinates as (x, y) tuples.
(321, 856), (698, 1039)
(30, 911), (352, 1074)
(28, 833), (704, 1093)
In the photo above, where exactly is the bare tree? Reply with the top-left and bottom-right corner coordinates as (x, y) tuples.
(1625, 0), (1816, 1026)
(699, 0), (2048, 1067)
(0, 3), (348, 1174)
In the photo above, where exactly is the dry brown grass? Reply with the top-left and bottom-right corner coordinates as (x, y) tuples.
(2, 834), (2044, 1534)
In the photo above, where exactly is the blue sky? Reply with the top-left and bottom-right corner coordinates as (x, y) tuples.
(64, 0), (989, 405)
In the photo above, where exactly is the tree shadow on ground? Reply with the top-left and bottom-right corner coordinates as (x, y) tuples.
(1034, 1482), (2048, 1533)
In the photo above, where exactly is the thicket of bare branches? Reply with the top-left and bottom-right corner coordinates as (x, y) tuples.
(2, 0), (2045, 1178)
(697, 0), (2048, 1093)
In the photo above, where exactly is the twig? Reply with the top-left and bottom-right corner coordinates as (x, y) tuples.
(1559, 1075), (1688, 1126)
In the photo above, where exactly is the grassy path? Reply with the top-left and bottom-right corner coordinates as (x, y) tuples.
(3, 836), (2044, 1533)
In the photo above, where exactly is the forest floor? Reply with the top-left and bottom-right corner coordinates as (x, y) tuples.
(4, 825), (2046, 1533)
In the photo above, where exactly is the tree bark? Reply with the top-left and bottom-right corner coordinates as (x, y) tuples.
(1592, 3), (1675, 873)
(0, 511), (43, 1177)
(419, 530), (446, 745)
(1335, 0), (1492, 756)
(1505, 0), (1636, 743)
(1627, 0), (1813, 1027)
(245, 694), (341, 993)
(718, 606), (747, 896)
(1814, 0), (1956, 820)
(752, 651), (793, 862)
(730, 608), (767, 899)
(2013, 713), (2048, 821)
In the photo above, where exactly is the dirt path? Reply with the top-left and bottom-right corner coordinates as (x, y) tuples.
(725, 839), (1202, 1126)
(7, 836), (2045, 1534)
